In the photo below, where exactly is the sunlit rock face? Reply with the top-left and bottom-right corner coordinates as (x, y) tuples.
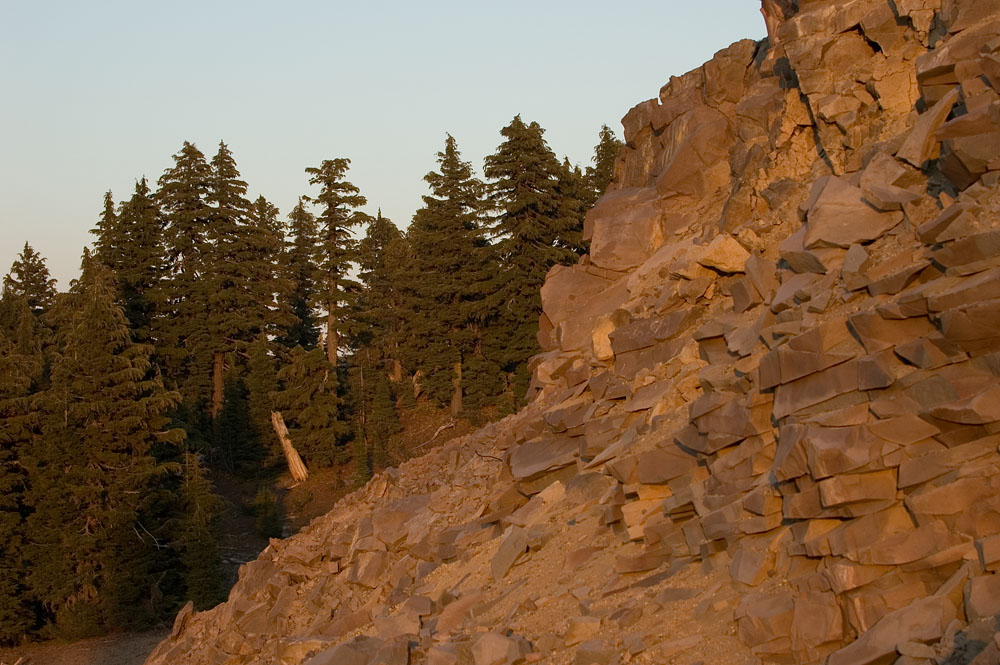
(146, 2), (1000, 664)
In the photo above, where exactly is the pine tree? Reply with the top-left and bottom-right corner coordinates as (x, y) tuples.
(24, 252), (184, 637)
(402, 135), (497, 414)
(556, 158), (589, 256)
(155, 141), (214, 417)
(585, 124), (623, 207)
(90, 191), (121, 270)
(2, 243), (57, 316)
(174, 452), (225, 610)
(304, 159), (367, 365)
(0, 329), (40, 643)
(483, 116), (579, 403)
(272, 346), (345, 467)
(355, 211), (405, 360)
(116, 177), (165, 345)
(280, 198), (321, 350)
(205, 141), (255, 420)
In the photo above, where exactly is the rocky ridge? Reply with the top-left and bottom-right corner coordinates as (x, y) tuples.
(146, 1), (1000, 664)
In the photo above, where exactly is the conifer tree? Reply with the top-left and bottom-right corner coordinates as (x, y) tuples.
(90, 191), (121, 270)
(280, 198), (321, 350)
(2, 243), (57, 316)
(24, 252), (184, 636)
(403, 135), (496, 414)
(205, 141), (255, 420)
(556, 157), (589, 256)
(0, 329), (39, 643)
(304, 159), (367, 365)
(585, 124), (624, 207)
(272, 346), (345, 467)
(355, 211), (405, 360)
(483, 116), (579, 402)
(174, 451), (225, 609)
(115, 177), (165, 345)
(155, 141), (214, 416)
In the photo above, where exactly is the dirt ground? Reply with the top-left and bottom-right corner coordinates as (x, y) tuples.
(0, 630), (168, 665)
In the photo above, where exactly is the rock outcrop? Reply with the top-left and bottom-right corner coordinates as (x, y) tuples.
(147, 1), (1000, 664)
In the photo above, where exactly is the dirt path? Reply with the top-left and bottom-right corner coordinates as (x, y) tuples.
(0, 629), (168, 665)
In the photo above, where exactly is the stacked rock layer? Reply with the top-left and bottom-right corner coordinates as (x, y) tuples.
(147, 1), (1000, 664)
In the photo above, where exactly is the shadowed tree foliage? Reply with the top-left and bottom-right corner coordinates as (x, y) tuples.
(273, 346), (345, 468)
(155, 141), (214, 418)
(0, 327), (41, 643)
(23, 253), (185, 637)
(401, 135), (499, 414)
(280, 198), (321, 350)
(483, 116), (580, 403)
(115, 178), (165, 345)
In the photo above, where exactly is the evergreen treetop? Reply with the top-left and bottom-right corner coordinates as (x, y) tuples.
(305, 158), (367, 364)
(3, 242), (57, 316)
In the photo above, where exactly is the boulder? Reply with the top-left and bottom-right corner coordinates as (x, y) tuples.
(803, 176), (904, 249)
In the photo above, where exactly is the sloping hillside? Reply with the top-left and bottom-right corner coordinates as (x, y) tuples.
(146, 1), (1000, 663)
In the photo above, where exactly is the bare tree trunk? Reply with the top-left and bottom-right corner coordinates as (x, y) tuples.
(270, 411), (309, 483)
(211, 351), (225, 419)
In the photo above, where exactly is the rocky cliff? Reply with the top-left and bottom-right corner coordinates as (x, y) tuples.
(146, 2), (1000, 664)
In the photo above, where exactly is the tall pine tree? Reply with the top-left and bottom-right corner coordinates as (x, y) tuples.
(483, 116), (578, 403)
(24, 252), (185, 637)
(304, 159), (366, 366)
(116, 177), (165, 346)
(0, 327), (40, 643)
(402, 135), (497, 415)
(155, 141), (214, 420)
(280, 198), (321, 350)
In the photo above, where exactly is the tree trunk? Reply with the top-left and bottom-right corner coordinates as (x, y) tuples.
(270, 411), (309, 483)
(326, 307), (338, 366)
(210, 351), (225, 419)
(450, 360), (462, 417)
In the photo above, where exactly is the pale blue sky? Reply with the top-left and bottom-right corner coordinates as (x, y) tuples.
(0, 1), (765, 288)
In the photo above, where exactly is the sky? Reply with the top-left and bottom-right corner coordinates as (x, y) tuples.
(0, 1), (765, 289)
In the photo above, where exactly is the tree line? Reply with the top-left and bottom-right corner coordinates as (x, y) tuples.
(0, 117), (621, 642)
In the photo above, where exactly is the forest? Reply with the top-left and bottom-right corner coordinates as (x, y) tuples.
(0, 117), (621, 642)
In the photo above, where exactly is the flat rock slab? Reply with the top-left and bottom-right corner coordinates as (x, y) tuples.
(803, 176), (904, 249)
(509, 436), (579, 481)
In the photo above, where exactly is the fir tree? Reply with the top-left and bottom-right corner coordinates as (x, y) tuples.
(304, 158), (367, 365)
(403, 135), (496, 414)
(0, 329), (40, 643)
(585, 124), (623, 207)
(272, 346), (345, 467)
(205, 141), (254, 420)
(24, 252), (184, 636)
(2, 243), (57, 316)
(90, 191), (121, 270)
(556, 157), (589, 256)
(483, 116), (578, 402)
(116, 177), (165, 345)
(174, 452), (225, 609)
(155, 141), (214, 417)
(355, 211), (405, 361)
(280, 198), (321, 350)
